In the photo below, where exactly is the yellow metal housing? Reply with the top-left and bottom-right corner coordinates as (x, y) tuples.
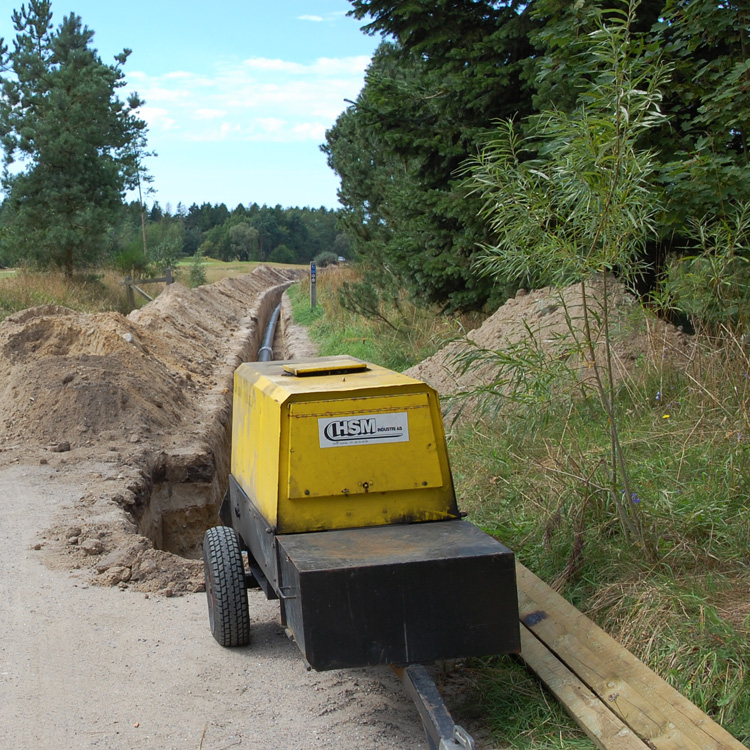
(231, 356), (459, 534)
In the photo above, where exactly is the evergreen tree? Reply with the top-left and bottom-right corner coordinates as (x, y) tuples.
(326, 1), (537, 310)
(0, 1), (148, 274)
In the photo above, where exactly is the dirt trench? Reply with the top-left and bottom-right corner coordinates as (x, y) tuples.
(0, 266), (307, 593)
(0, 268), (447, 749)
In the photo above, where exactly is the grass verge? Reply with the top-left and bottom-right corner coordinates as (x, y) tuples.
(448, 333), (750, 745)
(287, 266), (480, 371)
(287, 266), (750, 748)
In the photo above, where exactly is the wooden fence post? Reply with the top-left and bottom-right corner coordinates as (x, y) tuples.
(125, 275), (135, 310)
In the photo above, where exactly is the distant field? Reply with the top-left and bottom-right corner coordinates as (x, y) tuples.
(177, 257), (306, 284)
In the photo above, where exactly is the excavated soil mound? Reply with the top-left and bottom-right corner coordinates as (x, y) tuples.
(0, 265), (299, 594)
(406, 277), (693, 408)
(1, 305), (186, 448)
(0, 267), (295, 448)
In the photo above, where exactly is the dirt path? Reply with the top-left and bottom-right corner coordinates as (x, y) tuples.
(0, 269), (446, 748)
(0, 460), (429, 749)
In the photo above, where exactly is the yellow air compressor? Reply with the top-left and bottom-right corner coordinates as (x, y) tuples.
(203, 355), (519, 674)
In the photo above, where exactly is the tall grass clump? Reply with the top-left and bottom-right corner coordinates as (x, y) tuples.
(449, 328), (750, 743)
(0, 270), (131, 321)
(287, 265), (474, 371)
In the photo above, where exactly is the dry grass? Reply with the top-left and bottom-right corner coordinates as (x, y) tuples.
(0, 270), (131, 320)
(0, 262), (306, 321)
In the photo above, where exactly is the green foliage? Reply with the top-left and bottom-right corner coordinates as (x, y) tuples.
(147, 219), (183, 277)
(191, 203), (342, 264)
(462, 3), (668, 552)
(662, 203), (750, 333)
(187, 250), (207, 288)
(268, 243), (295, 264)
(337, 277), (400, 331)
(112, 245), (149, 276)
(313, 251), (339, 267)
(228, 221), (259, 261)
(326, 0), (538, 310)
(653, 0), (750, 229)
(335, 0), (750, 324)
(465, 7), (668, 286)
(0, 1), (148, 275)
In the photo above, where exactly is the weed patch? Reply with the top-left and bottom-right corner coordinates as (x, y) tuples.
(0, 270), (131, 320)
(288, 267), (478, 371)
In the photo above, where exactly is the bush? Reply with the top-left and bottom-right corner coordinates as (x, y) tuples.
(314, 251), (339, 267)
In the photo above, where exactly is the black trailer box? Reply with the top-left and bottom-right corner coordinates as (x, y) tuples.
(276, 520), (520, 671)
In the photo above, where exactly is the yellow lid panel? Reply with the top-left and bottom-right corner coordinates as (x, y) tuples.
(286, 393), (444, 499)
(282, 356), (369, 377)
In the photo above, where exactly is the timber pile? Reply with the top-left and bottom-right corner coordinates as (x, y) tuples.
(517, 563), (747, 750)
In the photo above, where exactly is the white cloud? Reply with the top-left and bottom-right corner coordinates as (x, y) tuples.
(137, 105), (178, 131)
(125, 53), (370, 145)
(243, 58), (306, 74)
(257, 117), (287, 133)
(163, 71), (196, 80)
(194, 108), (226, 120)
(242, 56), (370, 77)
(293, 122), (328, 140)
(297, 15), (324, 22)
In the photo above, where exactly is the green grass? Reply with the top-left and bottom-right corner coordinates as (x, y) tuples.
(448, 347), (750, 745)
(177, 256), (305, 285)
(287, 266), (474, 371)
(454, 657), (596, 748)
(287, 266), (750, 748)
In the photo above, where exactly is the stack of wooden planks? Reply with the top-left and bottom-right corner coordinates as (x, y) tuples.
(517, 563), (748, 750)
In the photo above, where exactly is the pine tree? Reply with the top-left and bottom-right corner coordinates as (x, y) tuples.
(0, 0), (149, 274)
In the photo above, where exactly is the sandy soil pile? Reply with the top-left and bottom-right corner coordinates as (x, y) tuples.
(406, 276), (692, 408)
(0, 267), (296, 449)
(0, 265), (298, 594)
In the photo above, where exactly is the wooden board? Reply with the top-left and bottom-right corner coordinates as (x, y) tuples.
(516, 563), (748, 750)
(520, 627), (649, 750)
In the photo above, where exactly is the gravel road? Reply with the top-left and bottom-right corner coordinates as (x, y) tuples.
(0, 460), (430, 749)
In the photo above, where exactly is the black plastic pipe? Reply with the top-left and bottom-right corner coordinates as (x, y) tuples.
(257, 302), (282, 362)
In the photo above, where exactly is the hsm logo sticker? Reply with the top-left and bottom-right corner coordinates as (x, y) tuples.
(318, 412), (409, 448)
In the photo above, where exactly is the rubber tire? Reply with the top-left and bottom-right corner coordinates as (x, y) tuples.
(203, 526), (250, 647)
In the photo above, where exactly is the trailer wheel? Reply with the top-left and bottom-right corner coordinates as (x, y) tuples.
(203, 526), (250, 647)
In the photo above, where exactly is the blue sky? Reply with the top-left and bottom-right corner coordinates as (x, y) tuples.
(15, 1), (381, 210)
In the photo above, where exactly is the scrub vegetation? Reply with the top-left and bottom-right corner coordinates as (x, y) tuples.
(289, 262), (750, 749)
